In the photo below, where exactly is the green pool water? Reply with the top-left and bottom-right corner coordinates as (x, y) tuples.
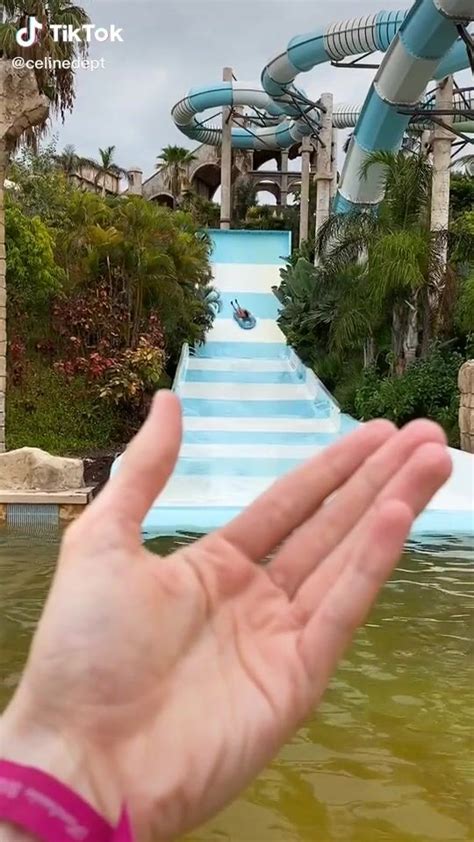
(0, 528), (473, 842)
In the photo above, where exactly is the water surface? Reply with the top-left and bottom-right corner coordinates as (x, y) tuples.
(1, 528), (472, 842)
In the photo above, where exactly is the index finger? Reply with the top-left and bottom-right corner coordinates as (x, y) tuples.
(92, 390), (182, 530)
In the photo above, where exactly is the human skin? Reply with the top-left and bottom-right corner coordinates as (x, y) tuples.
(0, 392), (452, 841)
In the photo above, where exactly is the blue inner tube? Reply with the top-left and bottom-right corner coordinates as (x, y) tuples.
(233, 313), (257, 331)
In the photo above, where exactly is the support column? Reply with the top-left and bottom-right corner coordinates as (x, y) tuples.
(459, 361), (474, 454)
(330, 127), (338, 199)
(428, 76), (454, 337)
(314, 93), (334, 256)
(430, 76), (454, 272)
(280, 150), (289, 208)
(0, 143), (6, 454)
(299, 136), (311, 246)
(421, 129), (431, 156)
(220, 67), (233, 230)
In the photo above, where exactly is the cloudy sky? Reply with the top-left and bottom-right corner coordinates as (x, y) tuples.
(50, 0), (471, 183)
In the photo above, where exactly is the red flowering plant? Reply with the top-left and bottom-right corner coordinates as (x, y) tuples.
(8, 338), (27, 387)
(49, 284), (167, 422)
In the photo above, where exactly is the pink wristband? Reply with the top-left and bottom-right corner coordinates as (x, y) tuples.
(0, 760), (134, 841)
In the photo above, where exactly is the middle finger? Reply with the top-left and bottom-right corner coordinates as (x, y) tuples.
(267, 420), (446, 597)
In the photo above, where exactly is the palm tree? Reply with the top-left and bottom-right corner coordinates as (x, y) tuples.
(114, 198), (176, 345)
(278, 254), (377, 372)
(156, 146), (197, 207)
(94, 145), (127, 197)
(233, 177), (257, 223)
(57, 189), (114, 285)
(181, 190), (220, 227)
(0, 0), (89, 451)
(317, 151), (443, 374)
(0, 1), (89, 120)
(197, 285), (222, 318)
(114, 199), (212, 355)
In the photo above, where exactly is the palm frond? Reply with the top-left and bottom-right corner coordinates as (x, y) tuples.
(361, 150), (432, 228)
(367, 228), (430, 306)
(1, 1), (90, 125)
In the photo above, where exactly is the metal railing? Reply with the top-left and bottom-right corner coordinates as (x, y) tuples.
(172, 343), (190, 393)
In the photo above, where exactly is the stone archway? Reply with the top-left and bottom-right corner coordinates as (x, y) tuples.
(253, 143), (301, 172)
(190, 163), (221, 201)
(151, 192), (175, 209)
(254, 180), (281, 204)
(287, 178), (302, 205)
(253, 150), (280, 171)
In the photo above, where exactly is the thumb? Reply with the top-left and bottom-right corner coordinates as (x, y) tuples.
(95, 391), (182, 530)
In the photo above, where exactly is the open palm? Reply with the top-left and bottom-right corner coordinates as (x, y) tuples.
(1, 393), (451, 842)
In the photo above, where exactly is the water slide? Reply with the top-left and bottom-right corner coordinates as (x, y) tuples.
(173, 1), (473, 211)
(136, 230), (346, 535)
(131, 229), (473, 539)
(114, 1), (474, 538)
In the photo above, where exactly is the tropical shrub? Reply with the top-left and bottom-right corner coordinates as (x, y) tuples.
(99, 339), (166, 423)
(244, 205), (287, 231)
(181, 192), (220, 228)
(52, 283), (132, 355)
(450, 176), (474, 219)
(278, 256), (379, 371)
(455, 274), (474, 335)
(355, 346), (464, 445)
(233, 179), (258, 223)
(277, 151), (472, 442)
(6, 204), (64, 315)
(8, 144), (72, 229)
(6, 146), (215, 452)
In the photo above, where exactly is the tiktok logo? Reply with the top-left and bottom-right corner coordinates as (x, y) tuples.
(16, 16), (43, 47)
(15, 16), (124, 45)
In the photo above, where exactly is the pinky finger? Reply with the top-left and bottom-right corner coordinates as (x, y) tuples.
(298, 500), (413, 693)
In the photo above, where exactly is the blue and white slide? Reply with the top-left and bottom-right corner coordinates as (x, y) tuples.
(109, 230), (474, 540)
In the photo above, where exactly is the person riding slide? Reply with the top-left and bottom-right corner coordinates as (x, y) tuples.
(231, 299), (252, 320)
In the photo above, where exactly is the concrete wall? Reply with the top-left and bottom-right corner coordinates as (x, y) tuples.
(70, 164), (121, 196)
(0, 62), (49, 451)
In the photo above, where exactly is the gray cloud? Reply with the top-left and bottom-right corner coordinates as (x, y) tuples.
(49, 0), (472, 180)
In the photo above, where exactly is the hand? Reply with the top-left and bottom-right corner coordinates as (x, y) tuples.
(0, 393), (451, 841)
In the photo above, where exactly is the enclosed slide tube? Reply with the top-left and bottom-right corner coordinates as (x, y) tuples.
(172, 1), (473, 211)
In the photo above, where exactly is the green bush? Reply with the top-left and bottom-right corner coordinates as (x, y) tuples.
(6, 204), (64, 315)
(450, 176), (474, 219)
(7, 366), (122, 455)
(455, 273), (474, 335)
(354, 346), (464, 445)
(99, 338), (166, 426)
(9, 144), (72, 229)
(332, 365), (366, 415)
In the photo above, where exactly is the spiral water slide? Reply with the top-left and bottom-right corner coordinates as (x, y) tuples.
(173, 0), (473, 211)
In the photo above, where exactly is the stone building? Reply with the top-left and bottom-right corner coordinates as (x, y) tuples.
(69, 162), (123, 197)
(141, 142), (310, 209)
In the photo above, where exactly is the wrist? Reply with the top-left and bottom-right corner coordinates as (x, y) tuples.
(0, 826), (37, 841)
(0, 695), (123, 832)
